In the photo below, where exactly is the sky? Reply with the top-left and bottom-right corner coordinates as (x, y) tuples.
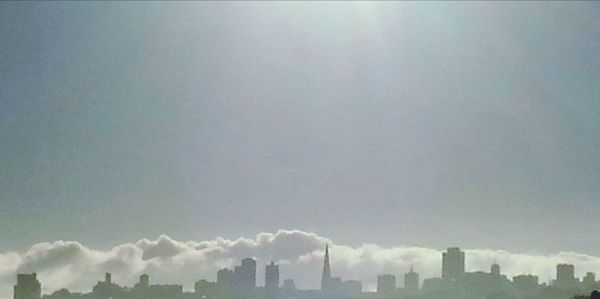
(1, 0), (600, 274)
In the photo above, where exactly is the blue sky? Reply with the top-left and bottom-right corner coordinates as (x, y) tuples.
(1, 2), (600, 254)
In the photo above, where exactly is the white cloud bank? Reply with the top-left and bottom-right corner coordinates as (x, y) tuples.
(1, 230), (600, 299)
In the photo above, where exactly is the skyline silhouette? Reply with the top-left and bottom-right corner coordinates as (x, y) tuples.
(2, 230), (600, 299)
(2, 2), (600, 299)
(10, 244), (599, 299)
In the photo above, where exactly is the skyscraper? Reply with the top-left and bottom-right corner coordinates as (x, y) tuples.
(491, 264), (501, 277)
(404, 268), (419, 293)
(234, 258), (256, 290)
(442, 247), (465, 281)
(135, 274), (149, 289)
(265, 261), (280, 290)
(583, 272), (596, 290)
(377, 274), (396, 294)
(321, 244), (332, 292)
(555, 264), (575, 289)
(217, 268), (235, 288)
(13, 273), (41, 299)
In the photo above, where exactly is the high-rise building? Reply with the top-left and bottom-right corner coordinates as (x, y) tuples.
(141, 275), (149, 288)
(404, 268), (419, 293)
(265, 261), (280, 290)
(135, 274), (149, 289)
(340, 280), (362, 295)
(491, 264), (501, 277)
(14, 273), (41, 299)
(321, 245), (332, 292)
(555, 264), (575, 289)
(377, 274), (396, 294)
(217, 268), (235, 288)
(583, 272), (596, 290)
(234, 258), (256, 290)
(513, 274), (539, 298)
(442, 247), (465, 280)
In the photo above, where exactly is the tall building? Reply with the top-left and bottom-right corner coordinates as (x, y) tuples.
(321, 244), (332, 292)
(265, 261), (280, 290)
(404, 268), (419, 293)
(14, 273), (41, 299)
(234, 258), (256, 290)
(555, 264), (575, 289)
(513, 274), (539, 298)
(491, 264), (501, 277)
(442, 247), (465, 280)
(583, 272), (596, 290)
(134, 274), (149, 289)
(340, 280), (362, 295)
(377, 274), (396, 294)
(217, 268), (235, 288)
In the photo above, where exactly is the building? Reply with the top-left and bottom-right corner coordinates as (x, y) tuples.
(442, 247), (465, 281)
(195, 279), (217, 297)
(404, 268), (419, 293)
(555, 264), (575, 289)
(321, 245), (332, 292)
(340, 280), (362, 295)
(14, 273), (41, 299)
(265, 261), (280, 290)
(235, 258), (257, 290)
(134, 274), (149, 289)
(92, 273), (124, 299)
(513, 274), (539, 289)
(217, 268), (235, 288)
(491, 264), (501, 277)
(377, 274), (396, 294)
(583, 272), (596, 290)
(329, 277), (342, 293)
(512, 274), (540, 299)
(146, 284), (182, 299)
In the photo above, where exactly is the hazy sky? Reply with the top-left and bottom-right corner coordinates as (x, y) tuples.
(1, 2), (600, 255)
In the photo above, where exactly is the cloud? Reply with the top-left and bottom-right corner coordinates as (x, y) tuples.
(1, 230), (600, 299)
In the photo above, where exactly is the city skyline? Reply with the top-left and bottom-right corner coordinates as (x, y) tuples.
(2, 2), (600, 299)
(2, 229), (600, 299)
(9, 242), (600, 299)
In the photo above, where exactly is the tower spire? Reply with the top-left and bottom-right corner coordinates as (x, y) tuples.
(321, 244), (331, 291)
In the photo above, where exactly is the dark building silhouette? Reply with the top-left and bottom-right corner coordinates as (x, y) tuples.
(513, 274), (539, 288)
(265, 261), (280, 290)
(20, 252), (598, 299)
(234, 258), (256, 290)
(134, 274), (149, 289)
(217, 268), (235, 289)
(14, 273), (41, 299)
(555, 264), (576, 289)
(340, 280), (362, 295)
(442, 247), (465, 281)
(377, 274), (396, 294)
(404, 268), (419, 293)
(491, 263), (501, 277)
(321, 244), (332, 292)
(92, 273), (124, 299)
(582, 272), (596, 290)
